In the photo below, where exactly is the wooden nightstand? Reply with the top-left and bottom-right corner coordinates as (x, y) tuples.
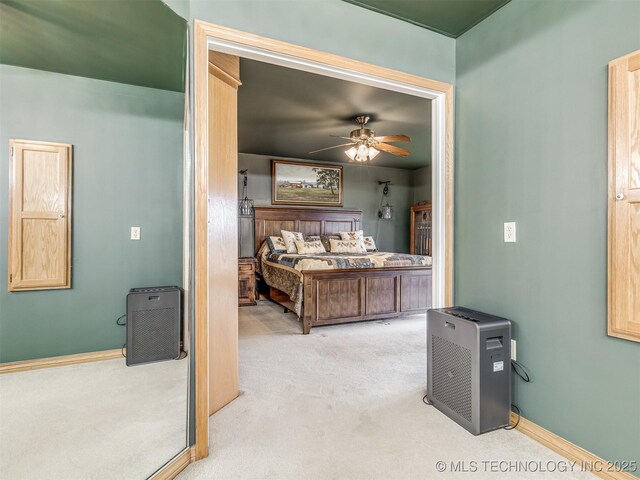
(238, 257), (257, 306)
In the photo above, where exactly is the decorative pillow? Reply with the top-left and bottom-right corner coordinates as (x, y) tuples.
(294, 239), (326, 255)
(281, 230), (304, 253)
(320, 234), (341, 251)
(265, 236), (287, 253)
(363, 236), (378, 252)
(329, 238), (367, 254)
(304, 235), (321, 242)
(339, 230), (364, 241)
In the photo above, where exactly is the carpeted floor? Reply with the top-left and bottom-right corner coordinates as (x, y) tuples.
(180, 300), (595, 480)
(0, 355), (189, 480)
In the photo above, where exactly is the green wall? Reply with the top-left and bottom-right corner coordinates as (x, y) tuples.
(184, 0), (455, 85)
(238, 153), (428, 256)
(0, 65), (184, 363)
(412, 165), (431, 204)
(456, 0), (640, 467)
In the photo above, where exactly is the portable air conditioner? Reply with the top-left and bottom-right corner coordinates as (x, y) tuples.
(126, 286), (182, 366)
(427, 307), (511, 435)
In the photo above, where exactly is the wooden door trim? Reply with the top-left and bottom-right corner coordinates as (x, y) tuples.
(193, 20), (210, 461)
(192, 19), (455, 461)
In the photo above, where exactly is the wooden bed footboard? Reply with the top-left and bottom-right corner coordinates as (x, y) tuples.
(252, 206), (432, 334)
(300, 266), (432, 334)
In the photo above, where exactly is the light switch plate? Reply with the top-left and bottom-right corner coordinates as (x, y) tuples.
(504, 222), (516, 242)
(131, 227), (141, 240)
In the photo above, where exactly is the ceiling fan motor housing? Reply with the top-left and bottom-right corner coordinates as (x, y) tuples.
(350, 128), (376, 143)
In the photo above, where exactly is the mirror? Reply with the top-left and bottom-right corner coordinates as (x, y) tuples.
(0, 1), (190, 478)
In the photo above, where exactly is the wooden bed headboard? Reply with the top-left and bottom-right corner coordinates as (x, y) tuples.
(253, 207), (362, 254)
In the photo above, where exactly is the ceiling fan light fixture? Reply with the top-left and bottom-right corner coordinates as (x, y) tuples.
(356, 143), (369, 161)
(345, 144), (380, 162)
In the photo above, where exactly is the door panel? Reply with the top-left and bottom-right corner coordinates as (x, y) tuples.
(608, 50), (640, 341)
(9, 140), (72, 291)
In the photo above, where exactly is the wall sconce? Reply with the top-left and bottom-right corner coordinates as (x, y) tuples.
(378, 181), (393, 220)
(239, 169), (254, 217)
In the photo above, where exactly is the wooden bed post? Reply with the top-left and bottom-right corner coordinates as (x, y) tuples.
(302, 275), (313, 335)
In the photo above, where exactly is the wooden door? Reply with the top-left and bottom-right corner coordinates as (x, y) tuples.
(608, 50), (640, 342)
(8, 140), (72, 291)
(207, 51), (241, 414)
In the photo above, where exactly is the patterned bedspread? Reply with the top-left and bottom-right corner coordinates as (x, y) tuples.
(256, 242), (432, 316)
(267, 251), (431, 271)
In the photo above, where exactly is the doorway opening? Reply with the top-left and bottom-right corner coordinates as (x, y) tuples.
(192, 21), (454, 459)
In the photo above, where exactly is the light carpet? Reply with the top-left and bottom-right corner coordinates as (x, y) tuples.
(0, 355), (189, 480)
(180, 300), (595, 480)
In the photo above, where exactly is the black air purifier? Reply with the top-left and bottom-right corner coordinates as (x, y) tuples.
(126, 286), (182, 366)
(427, 307), (511, 435)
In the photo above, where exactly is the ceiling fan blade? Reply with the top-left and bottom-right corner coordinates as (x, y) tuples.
(309, 142), (355, 154)
(375, 143), (411, 157)
(374, 135), (411, 143)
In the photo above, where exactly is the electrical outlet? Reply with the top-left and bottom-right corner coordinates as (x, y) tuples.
(131, 227), (141, 240)
(511, 339), (517, 361)
(504, 222), (516, 243)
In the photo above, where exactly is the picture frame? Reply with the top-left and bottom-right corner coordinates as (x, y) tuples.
(271, 160), (343, 206)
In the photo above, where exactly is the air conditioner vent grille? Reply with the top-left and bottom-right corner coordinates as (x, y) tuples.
(431, 334), (472, 422)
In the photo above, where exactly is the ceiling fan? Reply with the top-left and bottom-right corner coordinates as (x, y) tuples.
(309, 115), (411, 162)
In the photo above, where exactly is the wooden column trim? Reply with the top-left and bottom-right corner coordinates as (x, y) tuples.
(207, 54), (240, 415)
(208, 62), (242, 88)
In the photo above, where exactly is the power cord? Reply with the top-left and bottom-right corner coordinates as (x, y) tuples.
(504, 359), (530, 430)
(118, 315), (127, 358)
(504, 403), (521, 430)
(422, 394), (433, 406)
(511, 359), (531, 383)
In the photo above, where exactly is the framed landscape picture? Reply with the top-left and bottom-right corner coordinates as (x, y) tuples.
(271, 160), (343, 206)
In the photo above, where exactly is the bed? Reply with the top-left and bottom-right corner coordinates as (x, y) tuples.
(254, 207), (433, 334)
